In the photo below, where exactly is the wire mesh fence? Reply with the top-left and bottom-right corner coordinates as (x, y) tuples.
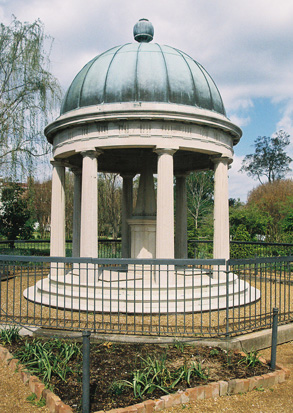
(0, 255), (291, 338)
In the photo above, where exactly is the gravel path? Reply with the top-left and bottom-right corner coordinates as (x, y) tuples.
(0, 361), (49, 412)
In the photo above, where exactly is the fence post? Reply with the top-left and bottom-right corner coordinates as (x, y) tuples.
(82, 330), (91, 413)
(254, 254), (258, 275)
(225, 260), (230, 337)
(270, 308), (278, 370)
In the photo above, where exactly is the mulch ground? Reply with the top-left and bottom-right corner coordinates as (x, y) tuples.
(5, 337), (271, 412)
(165, 341), (293, 413)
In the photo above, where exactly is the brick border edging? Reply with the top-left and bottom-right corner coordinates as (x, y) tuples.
(92, 351), (291, 413)
(0, 346), (290, 413)
(0, 345), (73, 413)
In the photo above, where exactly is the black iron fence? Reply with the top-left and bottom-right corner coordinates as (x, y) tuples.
(0, 239), (122, 258)
(1, 239), (292, 259)
(189, 240), (293, 259)
(0, 255), (292, 338)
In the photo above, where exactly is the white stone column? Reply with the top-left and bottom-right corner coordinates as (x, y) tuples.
(212, 156), (231, 260)
(71, 167), (82, 258)
(121, 173), (134, 258)
(80, 150), (100, 258)
(155, 149), (176, 258)
(128, 166), (156, 259)
(50, 160), (66, 257)
(175, 174), (188, 259)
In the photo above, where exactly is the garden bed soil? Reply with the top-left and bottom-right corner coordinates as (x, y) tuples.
(5, 337), (271, 412)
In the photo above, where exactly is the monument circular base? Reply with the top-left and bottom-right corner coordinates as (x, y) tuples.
(24, 266), (260, 314)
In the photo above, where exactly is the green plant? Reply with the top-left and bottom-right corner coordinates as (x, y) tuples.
(224, 350), (233, 367)
(118, 354), (172, 399)
(0, 326), (21, 345)
(173, 339), (185, 353)
(255, 385), (265, 392)
(238, 349), (263, 368)
(26, 393), (46, 407)
(209, 348), (219, 356)
(132, 368), (169, 398)
(13, 338), (81, 384)
(174, 362), (208, 387)
(0, 183), (35, 241)
(188, 362), (209, 381)
(109, 381), (128, 395)
(119, 354), (209, 400)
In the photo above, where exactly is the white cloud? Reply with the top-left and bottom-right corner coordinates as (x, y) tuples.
(275, 100), (293, 163)
(228, 155), (258, 202)
(276, 100), (293, 137)
(1, 0), (293, 168)
(229, 115), (251, 128)
(1, 0), (293, 108)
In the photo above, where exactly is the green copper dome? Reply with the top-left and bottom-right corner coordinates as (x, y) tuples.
(60, 20), (226, 116)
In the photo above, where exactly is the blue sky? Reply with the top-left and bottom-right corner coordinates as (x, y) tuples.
(236, 98), (283, 154)
(1, 0), (292, 201)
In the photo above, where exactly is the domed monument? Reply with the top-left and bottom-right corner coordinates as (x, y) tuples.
(24, 19), (260, 312)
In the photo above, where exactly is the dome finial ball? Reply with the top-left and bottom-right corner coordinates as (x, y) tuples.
(133, 18), (154, 43)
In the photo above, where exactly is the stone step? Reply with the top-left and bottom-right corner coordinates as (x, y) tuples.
(23, 268), (261, 314)
(24, 284), (260, 313)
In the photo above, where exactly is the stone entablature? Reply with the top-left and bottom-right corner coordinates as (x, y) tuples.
(46, 102), (241, 162)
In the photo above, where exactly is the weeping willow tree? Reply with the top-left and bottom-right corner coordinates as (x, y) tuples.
(0, 16), (61, 179)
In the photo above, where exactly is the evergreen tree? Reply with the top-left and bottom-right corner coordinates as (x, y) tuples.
(0, 182), (35, 245)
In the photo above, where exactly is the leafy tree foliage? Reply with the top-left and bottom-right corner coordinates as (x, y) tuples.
(247, 179), (293, 242)
(28, 172), (123, 241)
(229, 203), (271, 241)
(98, 173), (122, 239)
(0, 182), (35, 242)
(65, 173), (74, 239)
(0, 16), (61, 178)
(280, 206), (293, 242)
(28, 178), (52, 238)
(240, 130), (292, 184)
(29, 173), (75, 239)
(187, 171), (214, 239)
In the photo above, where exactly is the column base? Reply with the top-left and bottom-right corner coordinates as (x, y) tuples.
(128, 216), (156, 258)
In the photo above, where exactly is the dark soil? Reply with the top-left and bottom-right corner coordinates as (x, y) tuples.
(5, 337), (270, 413)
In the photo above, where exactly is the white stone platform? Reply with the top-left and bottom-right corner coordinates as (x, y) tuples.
(23, 266), (260, 313)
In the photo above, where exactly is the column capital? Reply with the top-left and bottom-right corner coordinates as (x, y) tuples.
(120, 172), (136, 179)
(153, 148), (177, 157)
(80, 149), (103, 159)
(175, 171), (190, 178)
(210, 155), (232, 166)
(70, 166), (82, 175)
(50, 159), (66, 168)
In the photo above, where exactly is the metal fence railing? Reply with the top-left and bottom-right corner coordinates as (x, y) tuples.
(1, 239), (292, 259)
(188, 240), (293, 259)
(0, 255), (292, 338)
(0, 239), (122, 258)
(226, 256), (292, 335)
